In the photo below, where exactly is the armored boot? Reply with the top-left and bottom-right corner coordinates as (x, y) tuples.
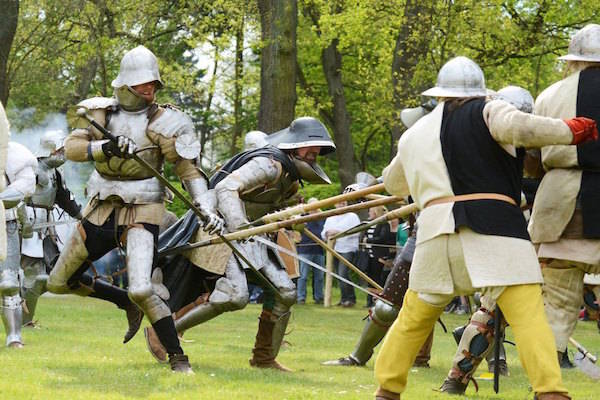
(2, 295), (24, 348)
(47, 225), (91, 296)
(323, 301), (398, 367)
(375, 387), (400, 400)
(22, 276), (47, 326)
(249, 310), (292, 372)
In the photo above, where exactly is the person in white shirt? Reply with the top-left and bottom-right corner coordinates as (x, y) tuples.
(321, 199), (360, 307)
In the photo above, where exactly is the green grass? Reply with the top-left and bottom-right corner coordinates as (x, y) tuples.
(2, 294), (599, 399)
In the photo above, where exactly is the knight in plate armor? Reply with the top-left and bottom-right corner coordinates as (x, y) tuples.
(0, 139), (37, 348)
(145, 117), (336, 372)
(19, 131), (82, 327)
(47, 45), (223, 373)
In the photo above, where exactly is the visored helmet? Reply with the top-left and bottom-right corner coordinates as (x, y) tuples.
(559, 24), (600, 63)
(422, 56), (486, 98)
(243, 130), (268, 150)
(268, 117), (336, 155)
(111, 45), (164, 89)
(496, 86), (534, 114)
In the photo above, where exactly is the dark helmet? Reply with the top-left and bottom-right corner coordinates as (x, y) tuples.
(268, 117), (336, 184)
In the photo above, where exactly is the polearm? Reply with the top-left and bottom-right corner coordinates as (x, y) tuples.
(301, 227), (383, 290)
(332, 203), (419, 240)
(241, 182), (388, 228)
(76, 109), (283, 299)
(158, 195), (403, 258)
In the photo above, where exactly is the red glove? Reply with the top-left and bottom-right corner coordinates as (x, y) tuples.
(565, 117), (599, 144)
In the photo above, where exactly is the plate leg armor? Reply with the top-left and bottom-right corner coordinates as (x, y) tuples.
(2, 294), (23, 347)
(126, 227), (170, 323)
(21, 257), (47, 325)
(174, 255), (249, 333)
(440, 306), (498, 394)
(352, 301), (399, 364)
(47, 225), (91, 296)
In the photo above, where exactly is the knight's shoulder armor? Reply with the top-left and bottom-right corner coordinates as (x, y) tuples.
(148, 104), (195, 139)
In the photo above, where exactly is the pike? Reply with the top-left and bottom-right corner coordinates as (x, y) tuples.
(32, 219), (78, 231)
(158, 195), (402, 258)
(333, 203), (419, 240)
(252, 235), (393, 305)
(240, 182), (388, 228)
(76, 109), (283, 299)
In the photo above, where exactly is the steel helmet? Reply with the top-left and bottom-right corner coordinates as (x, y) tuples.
(422, 56), (487, 98)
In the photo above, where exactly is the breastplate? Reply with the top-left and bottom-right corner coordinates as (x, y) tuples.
(95, 108), (163, 179)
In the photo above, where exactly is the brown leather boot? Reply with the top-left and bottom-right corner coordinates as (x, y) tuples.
(534, 393), (571, 400)
(249, 310), (292, 372)
(123, 303), (144, 344)
(169, 353), (193, 374)
(144, 326), (168, 363)
(375, 387), (400, 400)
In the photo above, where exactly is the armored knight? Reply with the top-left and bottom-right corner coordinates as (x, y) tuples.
(0, 141), (38, 347)
(19, 131), (82, 327)
(46, 45), (222, 373)
(528, 24), (600, 372)
(145, 117), (336, 372)
(438, 85), (536, 394)
(372, 56), (596, 400)
(322, 104), (436, 369)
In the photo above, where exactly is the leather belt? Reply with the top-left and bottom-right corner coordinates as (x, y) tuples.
(425, 193), (518, 208)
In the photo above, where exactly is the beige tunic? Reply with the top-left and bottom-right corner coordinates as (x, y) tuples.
(383, 99), (573, 294)
(528, 70), (600, 269)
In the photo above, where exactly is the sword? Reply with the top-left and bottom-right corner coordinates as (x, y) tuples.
(32, 219), (78, 231)
(253, 235), (393, 306)
(76, 109), (283, 300)
(493, 306), (503, 393)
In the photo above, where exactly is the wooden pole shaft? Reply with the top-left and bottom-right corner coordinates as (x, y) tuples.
(303, 229), (383, 291)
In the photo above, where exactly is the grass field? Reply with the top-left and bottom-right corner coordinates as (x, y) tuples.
(1, 293), (598, 399)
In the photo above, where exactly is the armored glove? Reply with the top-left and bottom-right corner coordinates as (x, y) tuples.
(88, 137), (137, 161)
(566, 117), (599, 144)
(184, 178), (225, 235)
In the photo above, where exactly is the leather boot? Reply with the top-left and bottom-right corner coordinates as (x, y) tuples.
(375, 387), (400, 400)
(249, 310), (292, 372)
(122, 302), (144, 343)
(144, 326), (168, 363)
(557, 351), (574, 369)
(534, 393), (571, 400)
(169, 353), (193, 374)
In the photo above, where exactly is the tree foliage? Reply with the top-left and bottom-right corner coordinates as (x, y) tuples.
(4, 0), (599, 186)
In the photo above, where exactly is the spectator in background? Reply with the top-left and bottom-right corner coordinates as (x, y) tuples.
(296, 198), (325, 304)
(322, 200), (360, 307)
(363, 206), (394, 307)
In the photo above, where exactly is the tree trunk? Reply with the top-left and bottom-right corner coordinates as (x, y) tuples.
(257, 0), (297, 133)
(322, 38), (357, 189)
(231, 14), (245, 155)
(0, 0), (19, 105)
(390, 1), (433, 159)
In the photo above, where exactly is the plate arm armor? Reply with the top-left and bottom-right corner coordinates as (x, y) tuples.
(215, 157), (281, 230)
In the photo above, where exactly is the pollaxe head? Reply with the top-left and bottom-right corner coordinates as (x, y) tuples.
(422, 56), (487, 98)
(495, 86), (534, 113)
(112, 45), (163, 111)
(268, 117), (336, 184)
